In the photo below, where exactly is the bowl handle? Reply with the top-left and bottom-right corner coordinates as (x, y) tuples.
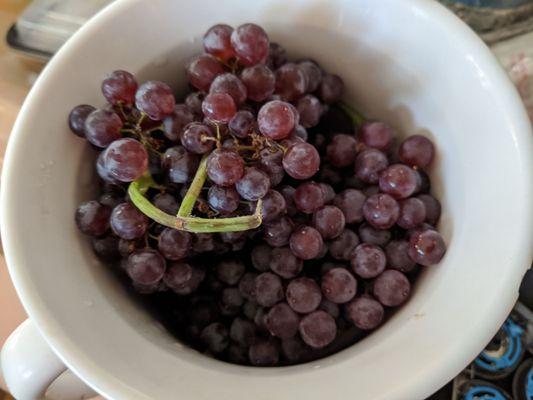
(1, 319), (97, 400)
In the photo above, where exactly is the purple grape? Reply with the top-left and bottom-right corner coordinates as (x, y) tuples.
(201, 323), (229, 353)
(358, 223), (391, 246)
(267, 42), (287, 69)
(363, 193), (400, 229)
(328, 229), (360, 261)
(312, 205), (346, 239)
(257, 100), (295, 140)
(192, 233), (216, 253)
(209, 73), (247, 106)
(99, 190), (124, 209)
(249, 339), (279, 366)
(266, 302), (299, 339)
(216, 259), (245, 285)
(397, 197), (426, 229)
(158, 228), (192, 260)
(358, 122), (394, 151)
(180, 122), (214, 154)
(321, 268), (357, 304)
(408, 229), (446, 266)
(294, 182), (325, 214)
(255, 272), (284, 307)
(102, 138), (148, 182)
(238, 272), (258, 301)
(270, 247), (303, 279)
(152, 193), (178, 215)
(207, 149), (244, 187)
(243, 301), (259, 320)
(319, 299), (340, 319)
(379, 164), (421, 199)
(221, 287), (244, 309)
(319, 183), (336, 204)
(162, 104), (197, 142)
(230, 317), (256, 346)
(84, 109), (122, 148)
(289, 226), (323, 260)
(263, 216), (294, 247)
(166, 263), (205, 295)
(299, 60), (322, 92)
(163, 146), (200, 184)
(235, 167), (270, 201)
(385, 240), (416, 272)
(399, 135), (435, 168)
(417, 194), (441, 225)
(350, 244), (386, 279)
(286, 277), (322, 313)
(251, 244), (272, 272)
(202, 92), (236, 123)
(373, 270), (411, 307)
(333, 189), (366, 224)
(186, 54), (226, 92)
(135, 80), (175, 120)
(260, 190), (286, 222)
(101, 70), (137, 105)
(292, 125), (308, 142)
(75, 201), (111, 237)
(126, 249), (166, 285)
(240, 65), (275, 102)
(327, 134), (357, 168)
(110, 202), (148, 240)
(321, 262), (347, 275)
(296, 95), (323, 128)
(185, 92), (204, 116)
(69, 104), (96, 137)
(91, 235), (120, 261)
(345, 296), (384, 330)
(298, 311), (336, 348)
(228, 110), (255, 138)
(282, 142), (320, 180)
(220, 230), (246, 244)
(231, 23), (269, 66)
(355, 148), (388, 184)
(281, 337), (307, 363)
(207, 185), (240, 214)
(274, 63), (307, 102)
(279, 185), (298, 217)
(319, 74), (343, 104)
(203, 24), (235, 62)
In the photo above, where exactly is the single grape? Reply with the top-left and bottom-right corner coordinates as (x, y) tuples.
(251, 244), (272, 272)
(294, 182), (325, 214)
(201, 92), (236, 123)
(243, 301), (260, 320)
(358, 223), (391, 246)
(266, 302), (299, 339)
(207, 149), (244, 187)
(385, 240), (416, 272)
(166, 263), (205, 295)
(162, 104), (197, 142)
(379, 164), (421, 199)
(181, 123), (215, 154)
(399, 135), (435, 168)
(279, 185), (298, 217)
(91, 235), (120, 261)
(75, 201), (111, 237)
(260, 190), (286, 222)
(287, 103), (300, 126)
(373, 270), (411, 307)
(333, 189), (366, 224)
(249, 339), (279, 366)
(267, 42), (287, 69)
(350, 243), (386, 279)
(230, 317), (256, 346)
(163, 146), (200, 184)
(321, 262), (347, 275)
(327, 134), (358, 168)
(322, 268), (357, 304)
(135, 80), (175, 120)
(363, 193), (400, 229)
(397, 197), (426, 229)
(186, 54), (226, 91)
(220, 230), (247, 244)
(185, 92), (204, 116)
(270, 247), (303, 279)
(209, 73), (247, 106)
(235, 167), (270, 201)
(319, 74), (343, 103)
(126, 249), (166, 285)
(417, 170), (431, 193)
(296, 95), (323, 128)
(286, 277), (322, 313)
(292, 125), (308, 142)
(69, 104), (96, 137)
(216, 259), (245, 285)
(238, 272), (258, 302)
(363, 185), (380, 197)
(354, 148), (389, 184)
(274, 63), (307, 101)
(299, 60), (323, 92)
(417, 194), (441, 225)
(228, 110), (255, 138)
(289, 226), (323, 260)
(240, 65), (275, 102)
(110, 202), (148, 240)
(358, 122), (394, 151)
(158, 228), (192, 260)
(345, 296), (384, 330)
(328, 229), (360, 261)
(282, 142), (320, 180)
(408, 229), (446, 266)
(312, 205), (346, 239)
(84, 109), (122, 148)
(99, 190), (123, 209)
(102, 138), (148, 182)
(263, 216), (294, 247)
(207, 185), (240, 214)
(203, 24), (235, 62)
(319, 183), (336, 204)
(152, 193), (179, 215)
(298, 311), (336, 348)
(281, 337), (307, 363)
(257, 100), (295, 140)
(201, 323), (229, 353)
(221, 287), (244, 310)
(101, 70), (137, 105)
(192, 233), (216, 253)
(255, 272), (284, 307)
(231, 23), (269, 66)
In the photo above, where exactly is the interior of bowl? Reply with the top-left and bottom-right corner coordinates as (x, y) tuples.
(2, 0), (531, 399)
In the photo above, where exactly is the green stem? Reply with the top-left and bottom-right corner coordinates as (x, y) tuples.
(177, 154), (209, 217)
(339, 101), (366, 126)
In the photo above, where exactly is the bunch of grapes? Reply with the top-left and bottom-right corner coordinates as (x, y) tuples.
(72, 23), (446, 366)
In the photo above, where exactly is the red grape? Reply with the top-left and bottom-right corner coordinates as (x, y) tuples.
(408, 229), (446, 266)
(251, 244), (272, 272)
(207, 185), (240, 214)
(379, 164), (421, 199)
(328, 229), (360, 261)
(355, 148), (388, 184)
(267, 42), (287, 69)
(399, 135), (435, 168)
(350, 243), (386, 279)
(255, 272), (284, 307)
(162, 104), (197, 142)
(126, 249), (166, 285)
(186, 54), (225, 91)
(181, 122), (215, 154)
(266, 303), (299, 339)
(101, 70), (138, 106)
(275, 63), (307, 101)
(358, 223), (391, 246)
(363, 193), (400, 229)
(385, 240), (416, 272)
(231, 23), (269, 66)
(260, 190), (286, 222)
(298, 310), (336, 348)
(202, 92), (236, 123)
(312, 205), (346, 239)
(102, 138), (148, 182)
(75, 201), (111, 236)
(373, 270), (411, 307)
(289, 226), (323, 260)
(216, 259), (245, 285)
(283, 142), (320, 180)
(69, 104), (95, 137)
(235, 167), (270, 201)
(299, 60), (323, 93)
(84, 109), (122, 148)
(417, 194), (441, 225)
(110, 202), (148, 240)
(286, 277), (322, 313)
(135, 80), (175, 120)
(397, 197), (426, 229)
(345, 296), (384, 330)
(158, 228), (192, 260)
(294, 182), (325, 214)
(296, 95), (323, 128)
(249, 339), (279, 366)
(207, 149), (244, 187)
(228, 110), (255, 138)
(327, 134), (357, 167)
(263, 216), (294, 247)
(333, 189), (366, 224)
(257, 100), (295, 140)
(163, 146), (199, 184)
(321, 268), (357, 304)
(240, 65), (275, 102)
(209, 73), (247, 106)
(319, 74), (343, 103)
(203, 24), (235, 62)
(359, 122), (394, 151)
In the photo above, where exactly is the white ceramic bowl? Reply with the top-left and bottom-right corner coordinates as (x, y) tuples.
(2, 0), (532, 399)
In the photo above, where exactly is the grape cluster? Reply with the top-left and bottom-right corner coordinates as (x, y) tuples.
(72, 23), (446, 366)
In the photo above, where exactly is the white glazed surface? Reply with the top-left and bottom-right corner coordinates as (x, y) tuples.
(1, 0), (532, 399)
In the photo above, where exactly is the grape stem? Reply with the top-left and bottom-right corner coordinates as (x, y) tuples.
(339, 101), (366, 126)
(177, 154), (209, 217)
